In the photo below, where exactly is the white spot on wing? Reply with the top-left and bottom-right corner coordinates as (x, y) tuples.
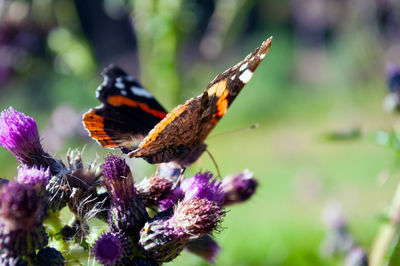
(239, 69), (254, 83)
(131, 86), (153, 98)
(125, 75), (135, 82)
(115, 82), (125, 89)
(231, 74), (236, 80)
(239, 62), (248, 71)
(259, 53), (266, 59)
(102, 76), (109, 86)
(121, 90), (128, 96)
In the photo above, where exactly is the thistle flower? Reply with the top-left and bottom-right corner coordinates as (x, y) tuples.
(136, 175), (174, 207)
(0, 107), (62, 174)
(185, 235), (221, 264)
(92, 232), (133, 265)
(139, 219), (185, 263)
(221, 169), (258, 206)
(102, 155), (134, 204)
(33, 247), (65, 266)
(171, 198), (225, 237)
(0, 182), (48, 256)
(17, 165), (50, 187)
(139, 198), (225, 262)
(103, 155), (148, 235)
(181, 172), (225, 205)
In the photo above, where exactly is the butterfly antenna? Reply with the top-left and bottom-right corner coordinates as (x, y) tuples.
(208, 123), (259, 139)
(206, 149), (222, 178)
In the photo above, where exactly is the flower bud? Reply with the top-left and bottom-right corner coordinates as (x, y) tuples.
(0, 182), (48, 256)
(221, 169), (258, 206)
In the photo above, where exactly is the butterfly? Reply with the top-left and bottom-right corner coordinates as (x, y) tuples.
(83, 37), (272, 168)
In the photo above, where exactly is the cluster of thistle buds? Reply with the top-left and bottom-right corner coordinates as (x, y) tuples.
(0, 107), (258, 265)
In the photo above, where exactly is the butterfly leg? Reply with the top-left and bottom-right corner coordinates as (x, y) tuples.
(173, 167), (186, 189)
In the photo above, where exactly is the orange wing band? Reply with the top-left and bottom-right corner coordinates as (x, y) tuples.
(107, 95), (167, 119)
(83, 110), (116, 147)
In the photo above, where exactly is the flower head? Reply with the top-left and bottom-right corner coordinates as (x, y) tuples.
(93, 232), (133, 265)
(0, 107), (44, 164)
(0, 182), (44, 230)
(0, 107), (63, 174)
(103, 155), (149, 235)
(181, 172), (224, 205)
(0, 182), (48, 255)
(170, 198), (225, 237)
(102, 154), (135, 204)
(221, 169), (258, 206)
(136, 175), (174, 207)
(139, 219), (185, 263)
(17, 165), (50, 187)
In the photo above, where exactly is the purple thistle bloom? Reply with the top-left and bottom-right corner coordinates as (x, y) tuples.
(170, 198), (226, 237)
(221, 169), (258, 206)
(103, 155), (149, 235)
(0, 181), (48, 255)
(17, 165), (50, 187)
(139, 219), (185, 263)
(0, 107), (44, 164)
(102, 154), (135, 204)
(159, 187), (185, 211)
(140, 198), (225, 262)
(93, 232), (133, 265)
(136, 175), (174, 207)
(0, 107), (63, 174)
(180, 172), (225, 205)
(186, 235), (221, 264)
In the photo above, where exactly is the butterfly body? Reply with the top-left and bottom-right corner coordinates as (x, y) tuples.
(83, 37), (273, 167)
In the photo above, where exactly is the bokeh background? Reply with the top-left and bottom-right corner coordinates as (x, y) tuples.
(1, 0), (400, 265)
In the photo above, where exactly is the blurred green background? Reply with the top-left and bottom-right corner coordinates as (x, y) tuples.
(1, 0), (400, 265)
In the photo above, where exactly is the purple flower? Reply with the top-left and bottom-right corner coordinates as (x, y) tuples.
(17, 165), (50, 187)
(139, 198), (225, 262)
(93, 232), (123, 265)
(181, 172), (225, 205)
(159, 187), (185, 211)
(186, 235), (221, 264)
(0, 107), (44, 164)
(136, 175), (174, 207)
(102, 154), (135, 204)
(170, 198), (225, 237)
(0, 181), (48, 255)
(221, 169), (258, 206)
(93, 232), (133, 265)
(139, 219), (185, 263)
(103, 155), (149, 235)
(0, 107), (63, 174)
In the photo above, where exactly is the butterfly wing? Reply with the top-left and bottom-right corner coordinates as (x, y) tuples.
(82, 65), (167, 153)
(129, 37), (273, 165)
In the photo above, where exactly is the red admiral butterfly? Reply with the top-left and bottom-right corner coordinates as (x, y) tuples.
(83, 37), (272, 167)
